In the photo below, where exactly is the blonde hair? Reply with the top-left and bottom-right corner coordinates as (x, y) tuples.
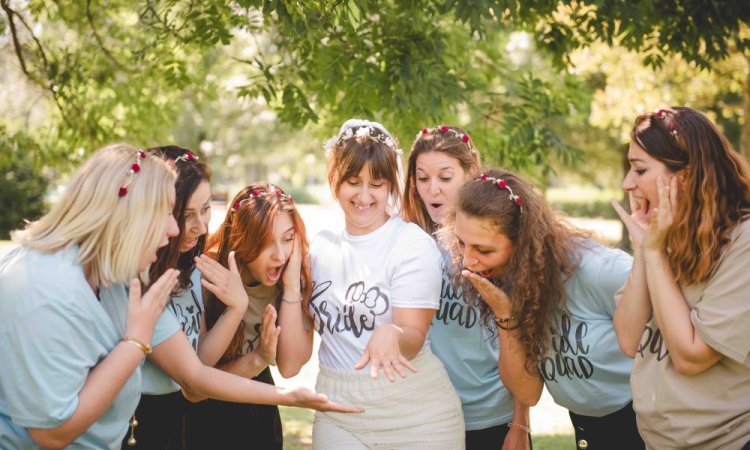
(13, 144), (176, 288)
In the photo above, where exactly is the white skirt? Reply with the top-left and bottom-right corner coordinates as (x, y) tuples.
(312, 348), (465, 449)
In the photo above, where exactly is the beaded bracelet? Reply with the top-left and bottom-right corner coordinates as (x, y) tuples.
(508, 422), (532, 433)
(281, 297), (303, 304)
(121, 337), (152, 355)
(493, 315), (519, 331)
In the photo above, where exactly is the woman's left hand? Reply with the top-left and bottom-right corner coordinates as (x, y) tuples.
(353, 324), (417, 382)
(643, 176), (678, 252)
(195, 251), (249, 312)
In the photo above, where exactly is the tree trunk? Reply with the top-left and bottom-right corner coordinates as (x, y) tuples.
(742, 54), (750, 162)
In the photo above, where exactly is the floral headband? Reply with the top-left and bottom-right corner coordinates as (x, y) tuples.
(655, 108), (678, 138)
(175, 151), (199, 163)
(323, 119), (402, 156)
(118, 150), (146, 197)
(231, 185), (293, 212)
(416, 125), (473, 148)
(477, 173), (523, 210)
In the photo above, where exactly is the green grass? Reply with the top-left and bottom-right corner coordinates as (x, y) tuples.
(280, 407), (574, 449)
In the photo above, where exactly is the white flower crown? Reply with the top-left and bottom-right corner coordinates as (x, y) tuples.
(323, 119), (403, 156)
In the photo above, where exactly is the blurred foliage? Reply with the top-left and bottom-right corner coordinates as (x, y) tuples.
(0, 127), (49, 238)
(2, 0), (747, 179)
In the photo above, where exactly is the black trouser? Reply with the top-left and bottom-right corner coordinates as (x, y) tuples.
(466, 423), (533, 450)
(183, 367), (283, 450)
(568, 402), (644, 450)
(121, 390), (187, 450)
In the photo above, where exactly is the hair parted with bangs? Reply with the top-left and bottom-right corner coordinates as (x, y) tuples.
(13, 143), (176, 288)
(326, 120), (402, 212)
(148, 146), (211, 292)
(402, 125), (480, 234)
(632, 106), (750, 284)
(438, 169), (589, 371)
(204, 183), (312, 363)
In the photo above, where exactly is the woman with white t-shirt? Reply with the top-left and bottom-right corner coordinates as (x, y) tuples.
(277, 119), (465, 449)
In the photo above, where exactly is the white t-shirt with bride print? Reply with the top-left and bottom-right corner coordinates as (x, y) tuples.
(309, 215), (442, 371)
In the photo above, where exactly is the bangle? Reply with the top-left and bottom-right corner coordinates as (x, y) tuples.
(281, 297), (303, 304)
(121, 337), (152, 355)
(493, 315), (519, 331)
(508, 422), (531, 433)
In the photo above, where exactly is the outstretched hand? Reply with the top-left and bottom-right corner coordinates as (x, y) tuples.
(461, 270), (512, 318)
(353, 324), (417, 382)
(284, 386), (365, 413)
(195, 251), (248, 312)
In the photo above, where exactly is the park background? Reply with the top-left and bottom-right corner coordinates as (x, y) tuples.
(1, 1), (749, 448)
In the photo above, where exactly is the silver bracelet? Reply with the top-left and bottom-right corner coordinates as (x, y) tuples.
(281, 297), (303, 304)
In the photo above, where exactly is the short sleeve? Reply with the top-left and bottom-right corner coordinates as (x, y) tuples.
(152, 305), (180, 347)
(0, 301), (101, 428)
(690, 223), (750, 364)
(592, 248), (633, 317)
(389, 235), (442, 309)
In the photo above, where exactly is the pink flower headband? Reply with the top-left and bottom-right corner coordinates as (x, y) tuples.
(231, 185), (293, 212)
(118, 150), (146, 197)
(416, 125), (473, 147)
(655, 108), (678, 138)
(175, 151), (199, 163)
(477, 173), (523, 210)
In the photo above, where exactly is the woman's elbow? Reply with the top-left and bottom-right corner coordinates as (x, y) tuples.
(276, 361), (302, 379)
(29, 428), (73, 450)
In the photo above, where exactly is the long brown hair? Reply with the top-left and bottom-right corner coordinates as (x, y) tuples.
(631, 107), (750, 284)
(148, 146), (211, 291)
(402, 126), (480, 234)
(204, 183), (312, 363)
(439, 169), (588, 371)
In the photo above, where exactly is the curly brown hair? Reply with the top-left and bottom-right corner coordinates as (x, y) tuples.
(631, 107), (750, 284)
(402, 126), (480, 234)
(439, 169), (589, 371)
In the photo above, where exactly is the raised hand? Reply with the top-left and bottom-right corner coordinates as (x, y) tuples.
(281, 235), (302, 297)
(126, 268), (179, 344)
(283, 386), (365, 413)
(195, 251), (248, 312)
(353, 324), (417, 382)
(611, 192), (649, 249)
(258, 304), (281, 366)
(461, 270), (512, 318)
(643, 175), (677, 252)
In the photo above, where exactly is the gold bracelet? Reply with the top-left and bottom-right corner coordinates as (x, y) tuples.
(281, 297), (303, 304)
(508, 422), (531, 433)
(121, 337), (152, 355)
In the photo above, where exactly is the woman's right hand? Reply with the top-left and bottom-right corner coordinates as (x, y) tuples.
(125, 268), (179, 344)
(461, 270), (513, 318)
(611, 193), (648, 248)
(258, 304), (281, 366)
(195, 251), (249, 312)
(282, 386), (365, 413)
(281, 235), (302, 296)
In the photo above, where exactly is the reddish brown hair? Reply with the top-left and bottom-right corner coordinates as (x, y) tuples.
(204, 183), (312, 363)
(631, 107), (750, 284)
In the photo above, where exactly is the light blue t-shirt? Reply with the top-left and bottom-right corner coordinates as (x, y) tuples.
(141, 269), (204, 395)
(429, 252), (513, 430)
(540, 241), (634, 417)
(0, 246), (179, 449)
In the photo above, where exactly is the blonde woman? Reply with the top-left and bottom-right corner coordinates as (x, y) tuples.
(0, 144), (181, 449)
